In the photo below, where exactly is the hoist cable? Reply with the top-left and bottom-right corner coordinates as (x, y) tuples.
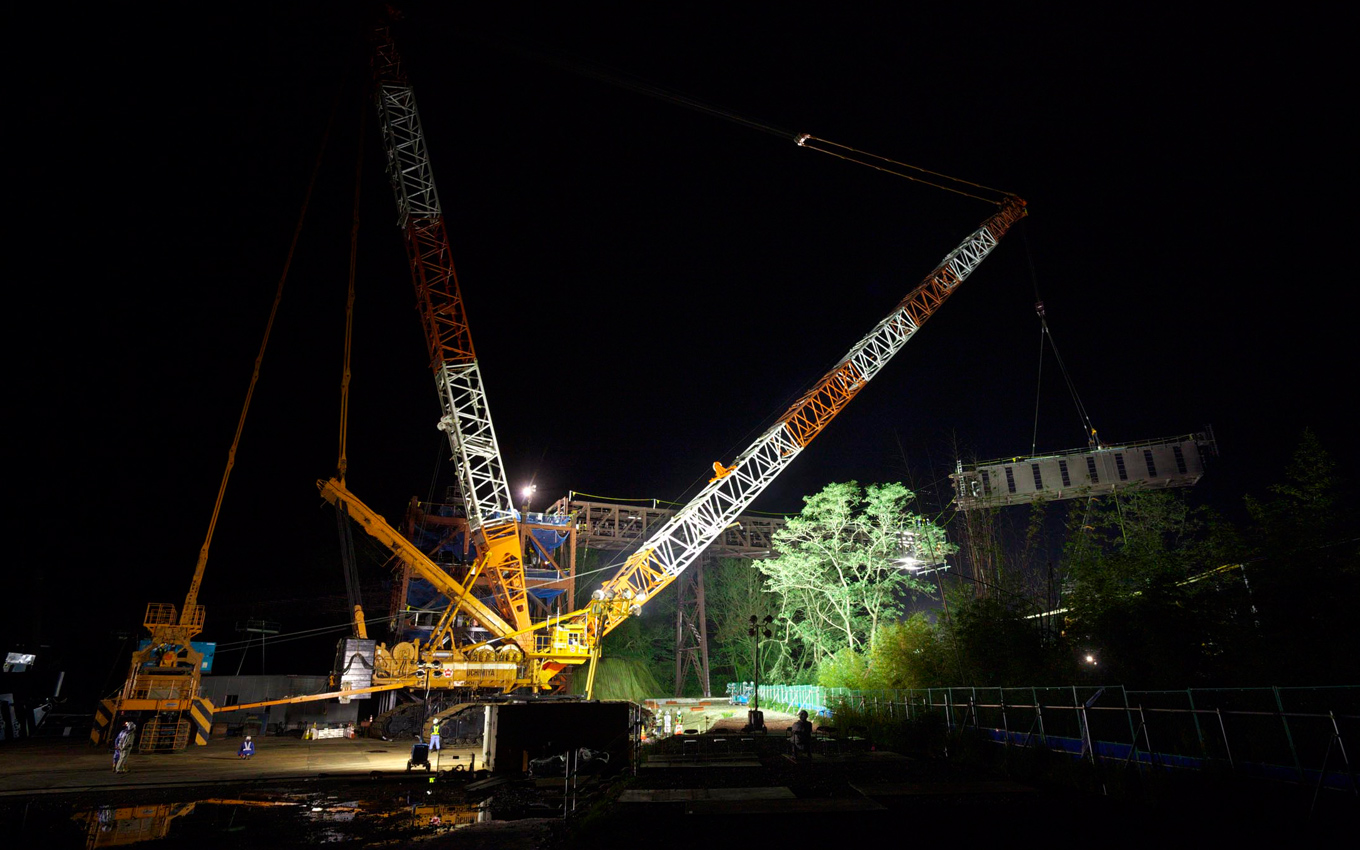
(483, 34), (1012, 204)
(1023, 228), (1099, 452)
(480, 35), (795, 141)
(338, 85), (366, 483)
(1047, 324), (1099, 445)
(336, 79), (367, 631)
(797, 135), (1010, 203)
(181, 82), (342, 618)
(1031, 322), (1045, 457)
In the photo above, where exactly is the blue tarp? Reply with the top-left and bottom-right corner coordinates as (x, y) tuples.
(530, 528), (568, 553)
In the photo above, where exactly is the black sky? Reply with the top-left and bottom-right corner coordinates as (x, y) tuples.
(12, 3), (1353, 684)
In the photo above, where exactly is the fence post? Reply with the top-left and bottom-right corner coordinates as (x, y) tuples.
(1215, 708), (1235, 769)
(1131, 705), (1156, 769)
(1186, 689), (1207, 757)
(1000, 689), (1009, 747)
(1075, 686), (1097, 766)
(1273, 686), (1305, 783)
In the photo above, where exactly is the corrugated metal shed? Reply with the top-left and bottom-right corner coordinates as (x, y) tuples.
(199, 674), (359, 731)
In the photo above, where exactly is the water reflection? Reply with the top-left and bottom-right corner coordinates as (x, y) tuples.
(404, 800), (491, 829)
(75, 800), (291, 848)
(73, 795), (489, 846)
(77, 802), (196, 848)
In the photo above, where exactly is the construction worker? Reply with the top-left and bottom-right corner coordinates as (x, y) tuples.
(238, 736), (255, 759)
(112, 721), (135, 774)
(429, 716), (442, 752)
(789, 710), (813, 761)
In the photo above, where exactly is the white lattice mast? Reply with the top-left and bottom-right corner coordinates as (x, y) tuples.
(365, 24), (531, 635)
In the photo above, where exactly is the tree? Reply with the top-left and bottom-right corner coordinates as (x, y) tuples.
(863, 614), (948, 689)
(704, 558), (802, 685)
(1242, 430), (1359, 684)
(571, 546), (677, 693)
(816, 646), (870, 688)
(942, 594), (1065, 686)
(757, 482), (944, 666)
(1059, 490), (1240, 687)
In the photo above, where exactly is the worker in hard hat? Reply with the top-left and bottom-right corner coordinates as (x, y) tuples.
(429, 716), (442, 752)
(238, 736), (255, 759)
(112, 721), (136, 774)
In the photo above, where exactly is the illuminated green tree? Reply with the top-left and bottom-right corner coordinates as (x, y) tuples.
(758, 482), (945, 667)
(863, 614), (948, 689)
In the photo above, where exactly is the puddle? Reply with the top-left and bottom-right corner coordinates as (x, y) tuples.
(72, 799), (295, 848)
(64, 793), (492, 847)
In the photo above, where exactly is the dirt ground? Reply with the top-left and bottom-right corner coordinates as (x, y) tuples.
(644, 698), (802, 736)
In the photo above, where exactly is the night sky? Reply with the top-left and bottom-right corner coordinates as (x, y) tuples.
(12, 4), (1352, 688)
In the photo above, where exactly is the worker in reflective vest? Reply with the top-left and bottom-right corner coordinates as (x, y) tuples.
(429, 717), (442, 751)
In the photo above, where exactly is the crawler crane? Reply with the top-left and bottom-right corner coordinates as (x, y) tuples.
(317, 22), (591, 695)
(320, 22), (1026, 699)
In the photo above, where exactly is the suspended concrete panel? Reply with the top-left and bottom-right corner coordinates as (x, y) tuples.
(952, 430), (1216, 509)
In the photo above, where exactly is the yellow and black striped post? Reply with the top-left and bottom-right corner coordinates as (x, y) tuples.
(189, 697), (215, 746)
(90, 699), (117, 747)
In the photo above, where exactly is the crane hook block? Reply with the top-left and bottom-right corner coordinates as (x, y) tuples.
(795, 133), (811, 147)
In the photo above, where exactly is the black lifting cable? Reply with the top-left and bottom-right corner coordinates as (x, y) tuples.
(1025, 231), (1099, 455)
(795, 135), (1011, 204)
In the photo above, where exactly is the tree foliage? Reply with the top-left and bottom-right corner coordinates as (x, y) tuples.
(944, 594), (1063, 686)
(1058, 490), (1242, 687)
(705, 557), (799, 685)
(862, 614), (949, 689)
(1241, 430), (1358, 683)
(758, 482), (943, 666)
